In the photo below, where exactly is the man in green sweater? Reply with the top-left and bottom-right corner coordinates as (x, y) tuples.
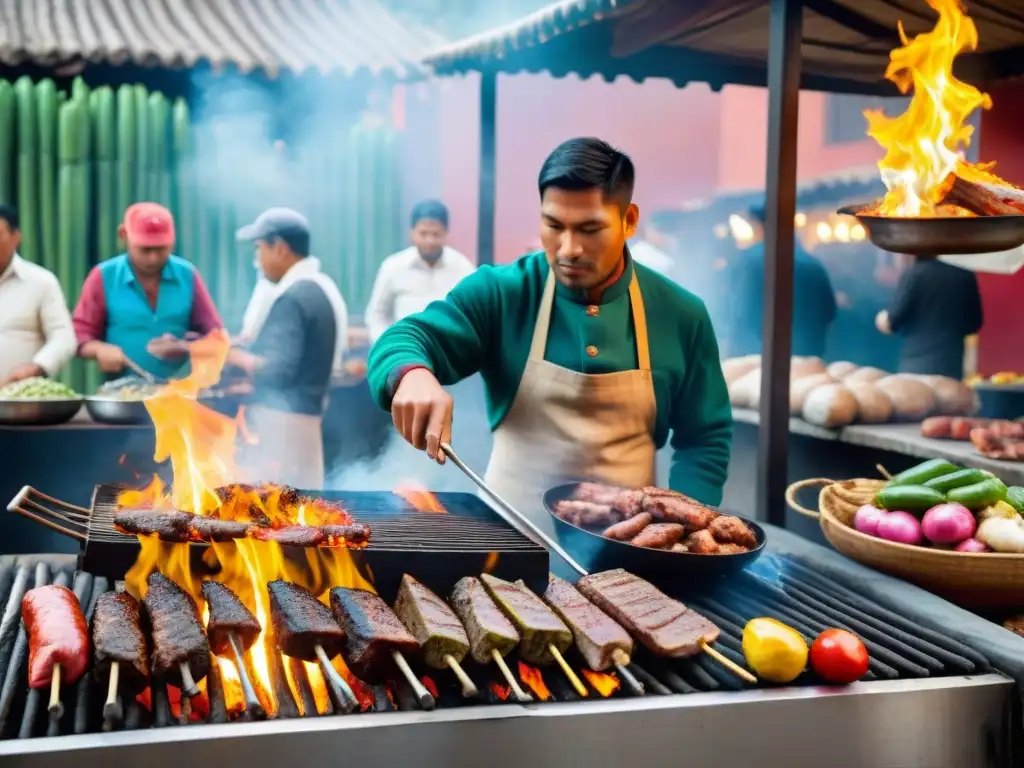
(368, 137), (732, 534)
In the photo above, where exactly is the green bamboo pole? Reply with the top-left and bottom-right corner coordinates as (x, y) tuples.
(0, 81), (15, 206)
(14, 77), (38, 263)
(134, 85), (149, 200)
(115, 85), (137, 225)
(172, 98), (195, 263)
(36, 79), (58, 273)
(148, 92), (170, 207)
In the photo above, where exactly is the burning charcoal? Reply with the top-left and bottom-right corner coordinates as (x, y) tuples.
(267, 580), (344, 662)
(92, 591), (149, 694)
(394, 574), (470, 669)
(450, 576), (519, 664)
(480, 574), (572, 666)
(114, 510), (194, 542)
(143, 573), (211, 690)
(251, 526), (325, 548)
(201, 581), (261, 656)
(543, 574), (633, 672)
(329, 587), (419, 683)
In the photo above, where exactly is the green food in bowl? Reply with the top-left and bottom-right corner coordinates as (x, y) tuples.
(0, 376), (79, 400)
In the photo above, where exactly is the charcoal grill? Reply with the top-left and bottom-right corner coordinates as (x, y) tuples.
(0, 554), (1014, 768)
(7, 485), (550, 599)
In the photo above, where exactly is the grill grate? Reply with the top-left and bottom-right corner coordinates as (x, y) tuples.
(0, 553), (991, 742)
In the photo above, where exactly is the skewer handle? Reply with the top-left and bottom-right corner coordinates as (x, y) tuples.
(179, 696), (192, 725)
(178, 662), (200, 698)
(392, 650), (435, 711)
(48, 664), (63, 721)
(491, 649), (531, 703)
(444, 654), (479, 698)
(102, 662), (123, 725)
(698, 639), (757, 684)
(610, 650), (645, 696)
(228, 632), (266, 720)
(549, 644), (588, 698)
(313, 644), (358, 714)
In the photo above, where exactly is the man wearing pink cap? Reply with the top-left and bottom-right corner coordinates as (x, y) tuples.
(73, 203), (223, 379)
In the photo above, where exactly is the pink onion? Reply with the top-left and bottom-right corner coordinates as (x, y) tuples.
(876, 511), (923, 546)
(853, 505), (887, 537)
(954, 537), (991, 553)
(921, 503), (976, 545)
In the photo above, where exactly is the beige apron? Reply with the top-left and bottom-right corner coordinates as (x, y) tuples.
(242, 405), (325, 490)
(483, 270), (657, 539)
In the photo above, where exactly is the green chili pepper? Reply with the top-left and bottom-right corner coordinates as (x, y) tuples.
(874, 485), (947, 513)
(923, 468), (991, 493)
(947, 479), (1007, 511)
(888, 459), (960, 487)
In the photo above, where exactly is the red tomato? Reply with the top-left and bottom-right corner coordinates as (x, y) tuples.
(810, 629), (869, 684)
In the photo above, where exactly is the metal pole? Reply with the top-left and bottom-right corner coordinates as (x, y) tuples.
(757, 0), (803, 526)
(476, 71), (497, 266)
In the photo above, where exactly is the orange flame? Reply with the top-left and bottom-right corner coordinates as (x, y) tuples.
(421, 676), (439, 699)
(338, 663), (374, 712)
(517, 662), (552, 702)
(866, 0), (992, 216)
(482, 552), (500, 574)
(489, 683), (511, 701)
(384, 683), (397, 710)
(582, 670), (620, 697)
(394, 482), (447, 513)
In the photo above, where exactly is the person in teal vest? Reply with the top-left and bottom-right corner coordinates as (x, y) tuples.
(73, 203), (223, 380)
(367, 137), (733, 536)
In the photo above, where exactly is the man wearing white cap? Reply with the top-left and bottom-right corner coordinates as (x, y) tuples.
(231, 208), (348, 488)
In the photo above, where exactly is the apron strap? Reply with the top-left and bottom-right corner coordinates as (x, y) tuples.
(529, 267), (652, 371)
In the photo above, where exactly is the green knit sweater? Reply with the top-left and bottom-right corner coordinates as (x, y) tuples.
(367, 252), (733, 505)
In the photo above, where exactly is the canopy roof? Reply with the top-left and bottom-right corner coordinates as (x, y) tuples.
(0, 0), (447, 79)
(425, 0), (1024, 95)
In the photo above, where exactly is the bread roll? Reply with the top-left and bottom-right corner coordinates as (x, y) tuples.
(802, 384), (859, 428)
(914, 375), (979, 416)
(729, 369), (762, 409)
(844, 366), (889, 384)
(790, 356), (827, 380)
(790, 373), (835, 415)
(827, 361), (859, 380)
(846, 382), (895, 424)
(722, 356), (761, 387)
(875, 375), (937, 421)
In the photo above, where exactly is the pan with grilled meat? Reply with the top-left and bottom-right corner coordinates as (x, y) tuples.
(543, 482), (765, 582)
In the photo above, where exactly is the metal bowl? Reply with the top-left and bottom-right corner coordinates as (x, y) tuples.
(542, 483), (766, 585)
(838, 204), (1024, 256)
(84, 396), (152, 425)
(0, 399), (83, 426)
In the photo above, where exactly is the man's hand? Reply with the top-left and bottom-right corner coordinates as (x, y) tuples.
(93, 342), (127, 373)
(2, 363), (45, 385)
(875, 310), (892, 336)
(390, 368), (453, 464)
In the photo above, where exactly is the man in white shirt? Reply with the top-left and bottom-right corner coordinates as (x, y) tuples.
(0, 205), (77, 384)
(365, 200), (475, 343)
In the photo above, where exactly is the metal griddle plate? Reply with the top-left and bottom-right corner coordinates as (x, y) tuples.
(81, 486), (549, 601)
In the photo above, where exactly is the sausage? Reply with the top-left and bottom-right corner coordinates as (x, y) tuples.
(644, 495), (718, 532)
(573, 482), (626, 506)
(22, 584), (90, 689)
(921, 416), (952, 439)
(612, 489), (646, 519)
(990, 421), (1024, 440)
(553, 500), (619, 527)
(631, 523), (685, 549)
(681, 529), (719, 554)
(708, 516), (758, 548)
(602, 512), (653, 541)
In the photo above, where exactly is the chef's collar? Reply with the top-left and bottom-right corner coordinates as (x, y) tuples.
(0, 253), (22, 283)
(555, 247), (634, 305)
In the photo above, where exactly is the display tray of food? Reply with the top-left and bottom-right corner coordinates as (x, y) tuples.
(787, 457), (1024, 609)
(545, 482), (765, 582)
(725, 356), (978, 430)
(921, 416), (1024, 462)
(0, 377), (83, 426)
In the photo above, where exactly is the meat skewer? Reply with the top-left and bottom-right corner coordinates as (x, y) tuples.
(201, 581), (264, 718)
(329, 587), (434, 710)
(266, 580), (358, 713)
(21, 583), (90, 721)
(393, 574), (478, 698)
(449, 577), (531, 703)
(480, 574), (587, 698)
(543, 573), (644, 696)
(92, 588), (149, 728)
(143, 572), (211, 706)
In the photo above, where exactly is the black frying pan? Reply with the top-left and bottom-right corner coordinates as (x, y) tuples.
(542, 482), (766, 585)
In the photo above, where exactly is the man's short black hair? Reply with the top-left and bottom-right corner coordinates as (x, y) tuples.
(410, 199), (449, 229)
(0, 204), (19, 232)
(537, 138), (635, 210)
(269, 229), (310, 258)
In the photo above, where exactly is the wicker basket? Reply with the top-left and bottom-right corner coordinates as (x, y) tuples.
(786, 477), (1024, 610)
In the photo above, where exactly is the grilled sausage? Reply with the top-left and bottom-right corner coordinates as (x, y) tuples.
(573, 483), (626, 506)
(602, 512), (653, 541)
(631, 523), (686, 549)
(707, 516), (757, 548)
(612, 489), (646, 519)
(682, 529), (719, 554)
(553, 500), (620, 527)
(644, 495), (718, 532)
(921, 416), (953, 439)
(22, 584), (90, 689)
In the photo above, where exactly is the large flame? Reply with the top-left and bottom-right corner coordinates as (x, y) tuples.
(119, 331), (373, 717)
(582, 669), (620, 697)
(517, 662), (552, 701)
(865, 0), (991, 216)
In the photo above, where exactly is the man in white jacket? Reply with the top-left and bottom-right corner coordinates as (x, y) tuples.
(365, 200), (474, 343)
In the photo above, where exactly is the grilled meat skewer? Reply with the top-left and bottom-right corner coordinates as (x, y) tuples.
(143, 572), (210, 697)
(394, 575), (477, 697)
(449, 577), (531, 702)
(543, 574), (633, 671)
(330, 587), (434, 710)
(92, 590), (149, 724)
(22, 584), (90, 720)
(191, 517), (251, 541)
(201, 581), (264, 718)
(114, 510), (194, 542)
(251, 525), (325, 547)
(266, 581), (357, 713)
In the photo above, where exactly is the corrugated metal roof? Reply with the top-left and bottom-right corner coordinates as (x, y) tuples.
(0, 0), (448, 79)
(424, 0), (1024, 94)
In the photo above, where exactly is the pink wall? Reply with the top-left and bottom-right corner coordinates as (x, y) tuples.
(436, 74), (722, 264)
